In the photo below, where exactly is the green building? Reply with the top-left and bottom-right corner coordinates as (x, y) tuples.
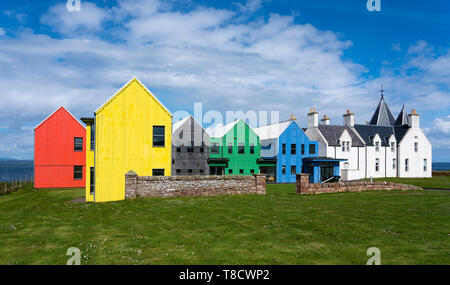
(208, 119), (261, 175)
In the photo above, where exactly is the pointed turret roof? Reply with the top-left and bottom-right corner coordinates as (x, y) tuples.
(394, 105), (409, 126)
(369, 95), (395, 126)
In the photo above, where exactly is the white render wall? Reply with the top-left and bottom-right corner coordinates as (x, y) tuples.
(397, 128), (432, 178)
(305, 120), (432, 181)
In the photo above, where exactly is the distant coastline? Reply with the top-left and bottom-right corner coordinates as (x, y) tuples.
(0, 160), (449, 182)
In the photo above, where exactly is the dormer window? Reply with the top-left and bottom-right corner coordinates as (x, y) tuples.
(346, 141), (350, 152)
(375, 141), (380, 152)
(390, 142), (395, 152)
(414, 142), (418, 152)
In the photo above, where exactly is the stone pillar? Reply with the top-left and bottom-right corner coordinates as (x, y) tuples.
(253, 174), (266, 195)
(296, 173), (310, 194)
(125, 170), (138, 199)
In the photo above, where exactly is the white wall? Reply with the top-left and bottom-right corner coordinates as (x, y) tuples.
(397, 128), (432, 178)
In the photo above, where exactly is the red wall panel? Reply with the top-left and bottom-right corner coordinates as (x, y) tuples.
(34, 107), (86, 188)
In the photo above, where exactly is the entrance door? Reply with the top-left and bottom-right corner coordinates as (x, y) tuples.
(209, 166), (224, 175)
(320, 163), (334, 181)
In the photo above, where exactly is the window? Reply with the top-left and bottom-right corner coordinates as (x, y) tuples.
(187, 141), (194, 153)
(301, 144), (305, 155)
(390, 142), (395, 152)
(282, 165), (286, 175)
(341, 141), (345, 152)
(176, 146), (181, 152)
(74, 166), (83, 180)
(176, 169), (181, 174)
(375, 158), (380, 172)
(188, 169), (193, 174)
(172, 159), (174, 165)
(250, 144), (255, 154)
(90, 124), (95, 150)
(250, 169), (255, 174)
(239, 169), (244, 174)
(199, 169), (204, 174)
(309, 144), (316, 154)
(375, 141), (380, 152)
(153, 126), (165, 147)
(152, 169), (165, 176)
(228, 143), (233, 154)
(291, 144), (296, 155)
(393, 159), (396, 169)
(89, 167), (94, 195)
(423, 159), (427, 172)
(228, 169), (233, 174)
(74, 137), (83, 151)
(405, 159), (409, 172)
(414, 142), (418, 152)
(238, 143), (244, 154)
(282, 143), (286, 154)
(346, 141), (350, 152)
(291, 165), (296, 175)
(211, 143), (219, 154)
(199, 143), (205, 153)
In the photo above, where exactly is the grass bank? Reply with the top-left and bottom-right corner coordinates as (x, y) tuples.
(0, 184), (448, 265)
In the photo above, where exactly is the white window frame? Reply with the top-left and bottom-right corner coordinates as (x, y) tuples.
(393, 158), (396, 169)
(375, 141), (380, 152)
(414, 142), (418, 152)
(375, 158), (380, 172)
(423, 159), (427, 172)
(405, 159), (409, 172)
(390, 142), (395, 152)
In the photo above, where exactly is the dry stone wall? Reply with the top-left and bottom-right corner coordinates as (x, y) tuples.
(125, 170), (266, 199)
(296, 173), (422, 194)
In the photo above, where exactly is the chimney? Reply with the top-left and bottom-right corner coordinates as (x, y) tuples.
(307, 107), (319, 128)
(343, 109), (355, 127)
(408, 109), (419, 128)
(320, 114), (330, 125)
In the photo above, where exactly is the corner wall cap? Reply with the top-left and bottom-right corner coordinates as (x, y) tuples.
(125, 170), (138, 176)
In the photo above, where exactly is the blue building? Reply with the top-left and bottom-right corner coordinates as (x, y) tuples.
(254, 117), (319, 183)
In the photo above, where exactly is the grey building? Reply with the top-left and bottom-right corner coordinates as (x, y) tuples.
(172, 115), (210, 175)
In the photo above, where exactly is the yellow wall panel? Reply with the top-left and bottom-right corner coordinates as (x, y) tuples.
(93, 78), (172, 202)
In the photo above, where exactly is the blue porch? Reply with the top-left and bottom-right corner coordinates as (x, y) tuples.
(302, 157), (347, 183)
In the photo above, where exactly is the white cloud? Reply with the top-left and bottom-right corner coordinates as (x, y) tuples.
(40, 2), (108, 35)
(424, 115), (450, 150)
(0, 1), (449, 159)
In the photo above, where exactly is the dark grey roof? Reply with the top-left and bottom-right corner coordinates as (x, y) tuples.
(317, 125), (364, 147)
(369, 95), (395, 126)
(393, 125), (410, 143)
(395, 105), (409, 126)
(354, 124), (394, 146)
(354, 124), (410, 146)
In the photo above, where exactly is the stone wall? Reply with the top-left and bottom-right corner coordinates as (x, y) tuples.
(125, 170), (266, 199)
(296, 173), (422, 195)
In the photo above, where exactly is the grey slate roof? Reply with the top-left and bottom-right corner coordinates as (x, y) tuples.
(369, 95), (396, 126)
(395, 105), (409, 126)
(354, 124), (410, 146)
(317, 125), (364, 147)
(354, 124), (394, 146)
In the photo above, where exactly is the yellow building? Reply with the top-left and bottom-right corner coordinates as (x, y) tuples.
(81, 77), (172, 202)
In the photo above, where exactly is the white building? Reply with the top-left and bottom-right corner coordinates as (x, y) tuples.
(305, 94), (432, 180)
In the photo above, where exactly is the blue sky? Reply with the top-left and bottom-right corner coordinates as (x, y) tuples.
(0, 0), (449, 160)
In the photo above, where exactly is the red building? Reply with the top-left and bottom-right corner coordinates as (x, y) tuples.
(34, 106), (86, 188)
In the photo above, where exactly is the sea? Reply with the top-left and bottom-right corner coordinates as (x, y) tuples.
(0, 160), (449, 182)
(0, 160), (34, 182)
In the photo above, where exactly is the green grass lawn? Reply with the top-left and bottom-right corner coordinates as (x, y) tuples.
(372, 176), (450, 189)
(0, 184), (449, 265)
